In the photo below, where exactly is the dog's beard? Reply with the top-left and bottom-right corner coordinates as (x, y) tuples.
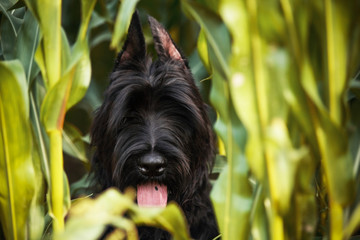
(111, 127), (192, 207)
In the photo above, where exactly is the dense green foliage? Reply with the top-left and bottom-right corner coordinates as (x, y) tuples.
(1, 0), (360, 239)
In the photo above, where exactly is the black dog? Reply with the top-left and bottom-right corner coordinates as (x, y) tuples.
(90, 11), (219, 239)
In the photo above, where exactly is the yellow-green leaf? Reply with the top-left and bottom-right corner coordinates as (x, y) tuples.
(63, 122), (88, 163)
(0, 60), (36, 240)
(24, 0), (62, 88)
(110, 0), (140, 52)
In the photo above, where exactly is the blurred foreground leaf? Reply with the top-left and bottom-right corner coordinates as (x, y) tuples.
(56, 188), (190, 240)
(0, 60), (36, 240)
(182, 1), (253, 239)
(111, 0), (140, 52)
(24, 0), (62, 88)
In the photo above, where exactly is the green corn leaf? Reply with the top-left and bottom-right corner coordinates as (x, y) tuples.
(57, 188), (134, 240)
(130, 203), (190, 240)
(77, 0), (97, 42)
(24, 0), (62, 88)
(66, 41), (91, 111)
(28, 138), (46, 240)
(15, 10), (40, 82)
(40, 62), (76, 131)
(314, 110), (355, 205)
(0, 0), (22, 38)
(40, 32), (92, 132)
(56, 188), (190, 240)
(265, 119), (307, 214)
(184, 1), (253, 239)
(182, 0), (231, 80)
(299, 56), (355, 206)
(218, 0), (269, 182)
(324, 0), (349, 126)
(64, 0), (96, 110)
(0, 60), (36, 240)
(63, 122), (88, 163)
(210, 70), (253, 240)
(0, 12), (22, 60)
(250, 186), (269, 240)
(61, 29), (72, 76)
(110, 0), (140, 52)
(0, 0), (18, 11)
(196, 29), (210, 73)
(34, 35), (48, 84)
(344, 203), (360, 239)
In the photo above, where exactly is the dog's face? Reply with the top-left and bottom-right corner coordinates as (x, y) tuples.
(91, 12), (215, 208)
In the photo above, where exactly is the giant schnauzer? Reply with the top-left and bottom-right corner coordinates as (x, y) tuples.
(90, 11), (219, 240)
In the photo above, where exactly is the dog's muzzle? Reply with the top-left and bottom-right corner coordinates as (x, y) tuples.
(137, 153), (166, 177)
(136, 153), (168, 208)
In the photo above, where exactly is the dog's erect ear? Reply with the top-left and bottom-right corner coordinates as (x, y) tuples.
(148, 16), (184, 63)
(115, 11), (146, 66)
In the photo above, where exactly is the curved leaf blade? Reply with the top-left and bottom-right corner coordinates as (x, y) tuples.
(40, 66), (75, 131)
(57, 189), (190, 240)
(24, 0), (62, 88)
(110, 0), (140, 52)
(210, 72), (253, 240)
(63, 122), (88, 163)
(182, 0), (231, 80)
(15, 10), (40, 82)
(0, 60), (36, 240)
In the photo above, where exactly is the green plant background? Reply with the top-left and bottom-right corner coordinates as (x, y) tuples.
(1, 0), (360, 239)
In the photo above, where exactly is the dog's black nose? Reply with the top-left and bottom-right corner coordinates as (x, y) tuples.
(138, 153), (166, 176)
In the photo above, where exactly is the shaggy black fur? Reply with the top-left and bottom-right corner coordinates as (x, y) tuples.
(90, 11), (219, 240)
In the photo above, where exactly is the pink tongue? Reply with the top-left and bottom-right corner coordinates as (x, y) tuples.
(137, 183), (168, 208)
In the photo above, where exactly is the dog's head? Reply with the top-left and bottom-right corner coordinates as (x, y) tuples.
(90, 11), (215, 207)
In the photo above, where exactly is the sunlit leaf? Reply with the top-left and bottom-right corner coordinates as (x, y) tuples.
(0, 60), (36, 240)
(250, 186), (268, 240)
(66, 41), (91, 111)
(265, 119), (307, 214)
(182, 0), (231, 80)
(344, 203), (360, 239)
(28, 140), (46, 240)
(110, 0), (140, 52)
(56, 188), (190, 240)
(196, 29), (210, 73)
(24, 0), (62, 88)
(61, 29), (72, 76)
(40, 65), (76, 131)
(77, 0), (97, 42)
(219, 0), (268, 182)
(130, 203), (190, 240)
(184, 2), (254, 239)
(210, 60), (252, 240)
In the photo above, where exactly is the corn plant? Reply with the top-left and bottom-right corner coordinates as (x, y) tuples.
(0, 0), (189, 239)
(182, 0), (360, 239)
(1, 0), (360, 239)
